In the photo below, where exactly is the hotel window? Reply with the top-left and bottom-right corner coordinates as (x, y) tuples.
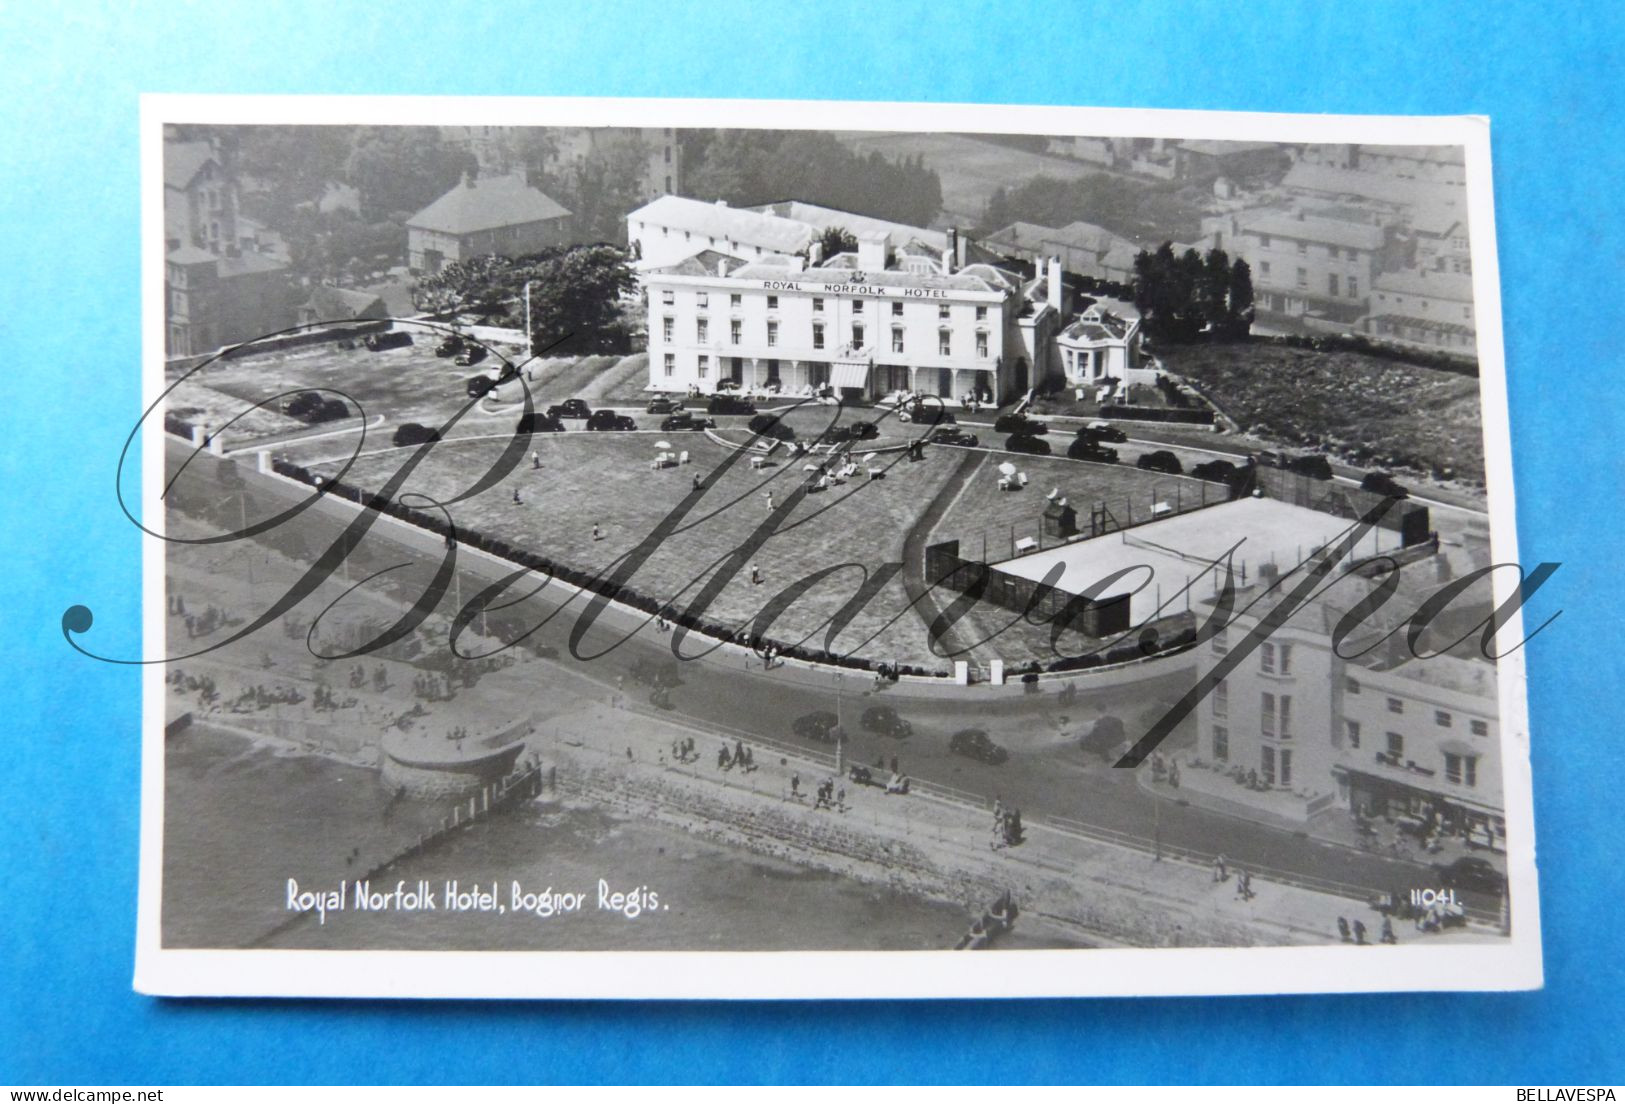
(1470, 719), (1489, 737)
(730, 319), (741, 345)
(1328, 273), (1340, 297)
(1346, 677), (1361, 695)
(663, 353), (675, 377)
(1258, 234), (1271, 248)
(812, 322), (825, 350)
(938, 329), (951, 355)
(1279, 695), (1293, 739)
(697, 355), (709, 379)
(852, 299), (864, 314)
(1279, 644), (1292, 675)
(1261, 642), (1275, 674)
(730, 293), (742, 308)
(1297, 240), (1307, 255)
(975, 331), (988, 358)
(662, 226), (669, 236)
(1213, 680), (1228, 718)
(1261, 692), (1276, 737)
(696, 318), (708, 343)
(766, 321), (778, 347)
(1296, 267), (1308, 289)
(1348, 275), (1359, 298)
(660, 289), (675, 305)
(1386, 731), (1404, 757)
(662, 317), (674, 342)
(852, 324), (865, 348)
(892, 301), (904, 317)
(1346, 720), (1361, 749)
(1213, 725), (1229, 762)
(1260, 746), (1275, 786)
(1435, 710), (1453, 728)
(664, 146), (672, 163)
(976, 306), (988, 321)
(812, 297), (824, 312)
(891, 327), (904, 353)
(767, 295), (779, 310)
(1259, 261), (1270, 277)
(938, 303), (951, 319)
(696, 292), (708, 308)
(685, 231), (692, 241)
(1387, 697), (1404, 715)
(1279, 748), (1293, 786)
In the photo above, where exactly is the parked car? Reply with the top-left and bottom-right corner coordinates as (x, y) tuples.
(283, 391), (347, 423)
(849, 420), (880, 440)
(1005, 434), (1051, 456)
(1066, 437), (1118, 463)
(646, 395), (683, 414)
(1360, 471), (1410, 499)
(949, 728), (1008, 765)
(930, 428), (980, 448)
(995, 413), (1048, 435)
(660, 411), (713, 432)
(453, 344), (487, 367)
(364, 331), (413, 352)
(516, 411), (565, 434)
(1288, 453), (1335, 480)
(1431, 856), (1506, 896)
(847, 764), (880, 788)
(1136, 449), (1183, 475)
(392, 423), (441, 447)
(707, 394), (756, 416)
(434, 334), (464, 357)
(1192, 459), (1239, 484)
(1253, 449), (1289, 468)
(792, 711), (842, 743)
(861, 705), (912, 739)
(547, 399), (592, 420)
(903, 399), (956, 426)
(586, 410), (637, 431)
(465, 375), (496, 398)
(1084, 420), (1127, 443)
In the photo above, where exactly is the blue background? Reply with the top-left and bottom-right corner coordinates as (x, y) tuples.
(2, 0), (1620, 1085)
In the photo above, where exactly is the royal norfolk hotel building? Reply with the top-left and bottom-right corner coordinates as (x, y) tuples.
(632, 198), (1061, 403)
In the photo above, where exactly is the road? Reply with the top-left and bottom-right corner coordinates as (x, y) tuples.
(166, 433), (1502, 918)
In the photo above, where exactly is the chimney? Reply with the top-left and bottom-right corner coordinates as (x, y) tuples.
(956, 230), (969, 270)
(717, 257), (728, 277)
(944, 228), (959, 274)
(1047, 256), (1062, 312)
(809, 240), (823, 266)
(856, 230), (887, 273)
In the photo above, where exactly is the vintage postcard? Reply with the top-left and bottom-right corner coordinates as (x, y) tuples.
(117, 95), (1541, 998)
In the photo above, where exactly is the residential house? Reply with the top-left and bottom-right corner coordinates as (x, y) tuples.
(406, 172), (572, 275)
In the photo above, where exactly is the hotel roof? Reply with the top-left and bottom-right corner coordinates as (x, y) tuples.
(749, 200), (947, 251)
(408, 173), (571, 236)
(1372, 268), (1475, 301)
(1238, 208), (1388, 251)
(628, 194), (812, 254)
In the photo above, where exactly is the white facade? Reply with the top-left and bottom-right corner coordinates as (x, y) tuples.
(1056, 305), (1150, 393)
(642, 242), (1055, 403)
(627, 195), (812, 271)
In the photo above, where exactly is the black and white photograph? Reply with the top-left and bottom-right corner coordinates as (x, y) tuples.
(135, 97), (1538, 999)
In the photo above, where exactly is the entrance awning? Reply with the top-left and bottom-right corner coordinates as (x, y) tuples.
(830, 362), (870, 390)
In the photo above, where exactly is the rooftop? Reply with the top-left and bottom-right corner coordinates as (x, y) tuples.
(1282, 162), (1463, 210)
(164, 140), (217, 191)
(1238, 207), (1388, 251)
(749, 200), (946, 251)
(627, 194), (812, 254)
(302, 285), (387, 319)
(1372, 268), (1475, 301)
(408, 173), (571, 236)
(1360, 144), (1467, 167)
(216, 250), (287, 278)
(1178, 139), (1282, 157)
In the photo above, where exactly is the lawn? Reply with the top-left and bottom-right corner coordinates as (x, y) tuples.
(1154, 342), (1485, 482)
(304, 431), (964, 669)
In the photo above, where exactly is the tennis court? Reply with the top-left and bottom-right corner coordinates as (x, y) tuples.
(991, 496), (1406, 624)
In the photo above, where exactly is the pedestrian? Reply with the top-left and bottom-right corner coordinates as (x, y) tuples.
(592, 522), (603, 541)
(1381, 917), (1397, 944)
(1352, 919), (1367, 945)
(890, 755), (898, 774)
(750, 562), (762, 585)
(765, 491), (774, 512)
(692, 472), (702, 491)
(1337, 917), (1352, 943)
(512, 488), (522, 505)
(1213, 854), (1227, 883)
(1235, 870), (1249, 900)
(532, 450), (541, 470)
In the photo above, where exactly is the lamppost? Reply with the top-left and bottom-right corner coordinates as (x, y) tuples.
(523, 279), (536, 360)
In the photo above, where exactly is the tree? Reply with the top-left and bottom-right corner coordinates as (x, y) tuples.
(1081, 715), (1126, 762)
(1227, 258), (1255, 338)
(345, 126), (475, 221)
(814, 225), (857, 261)
(518, 245), (639, 354)
(543, 132), (656, 245)
(412, 254), (516, 317)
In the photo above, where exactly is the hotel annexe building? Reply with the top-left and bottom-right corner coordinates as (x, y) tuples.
(640, 230), (1061, 403)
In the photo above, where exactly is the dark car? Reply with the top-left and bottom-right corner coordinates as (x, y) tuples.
(1288, 453), (1334, 480)
(1005, 434), (1051, 456)
(547, 399), (592, 420)
(905, 400), (956, 426)
(283, 391), (349, 424)
(1431, 856), (1506, 896)
(1067, 437), (1118, 463)
(364, 331), (413, 352)
(1253, 449), (1289, 469)
(434, 334), (464, 357)
(453, 344), (487, 367)
(1083, 420), (1127, 443)
(792, 711), (842, 743)
(861, 705), (912, 740)
(392, 423), (441, 447)
(949, 728), (1008, 766)
(516, 411), (565, 434)
(465, 375), (496, 398)
(847, 764), (880, 787)
(994, 413), (1048, 435)
(586, 410), (637, 431)
(1136, 449), (1183, 475)
(660, 411), (713, 432)
(930, 428), (980, 448)
(849, 420), (880, 440)
(1360, 471), (1410, 499)
(707, 394), (756, 416)
(646, 395), (684, 414)
(1192, 459), (1239, 484)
